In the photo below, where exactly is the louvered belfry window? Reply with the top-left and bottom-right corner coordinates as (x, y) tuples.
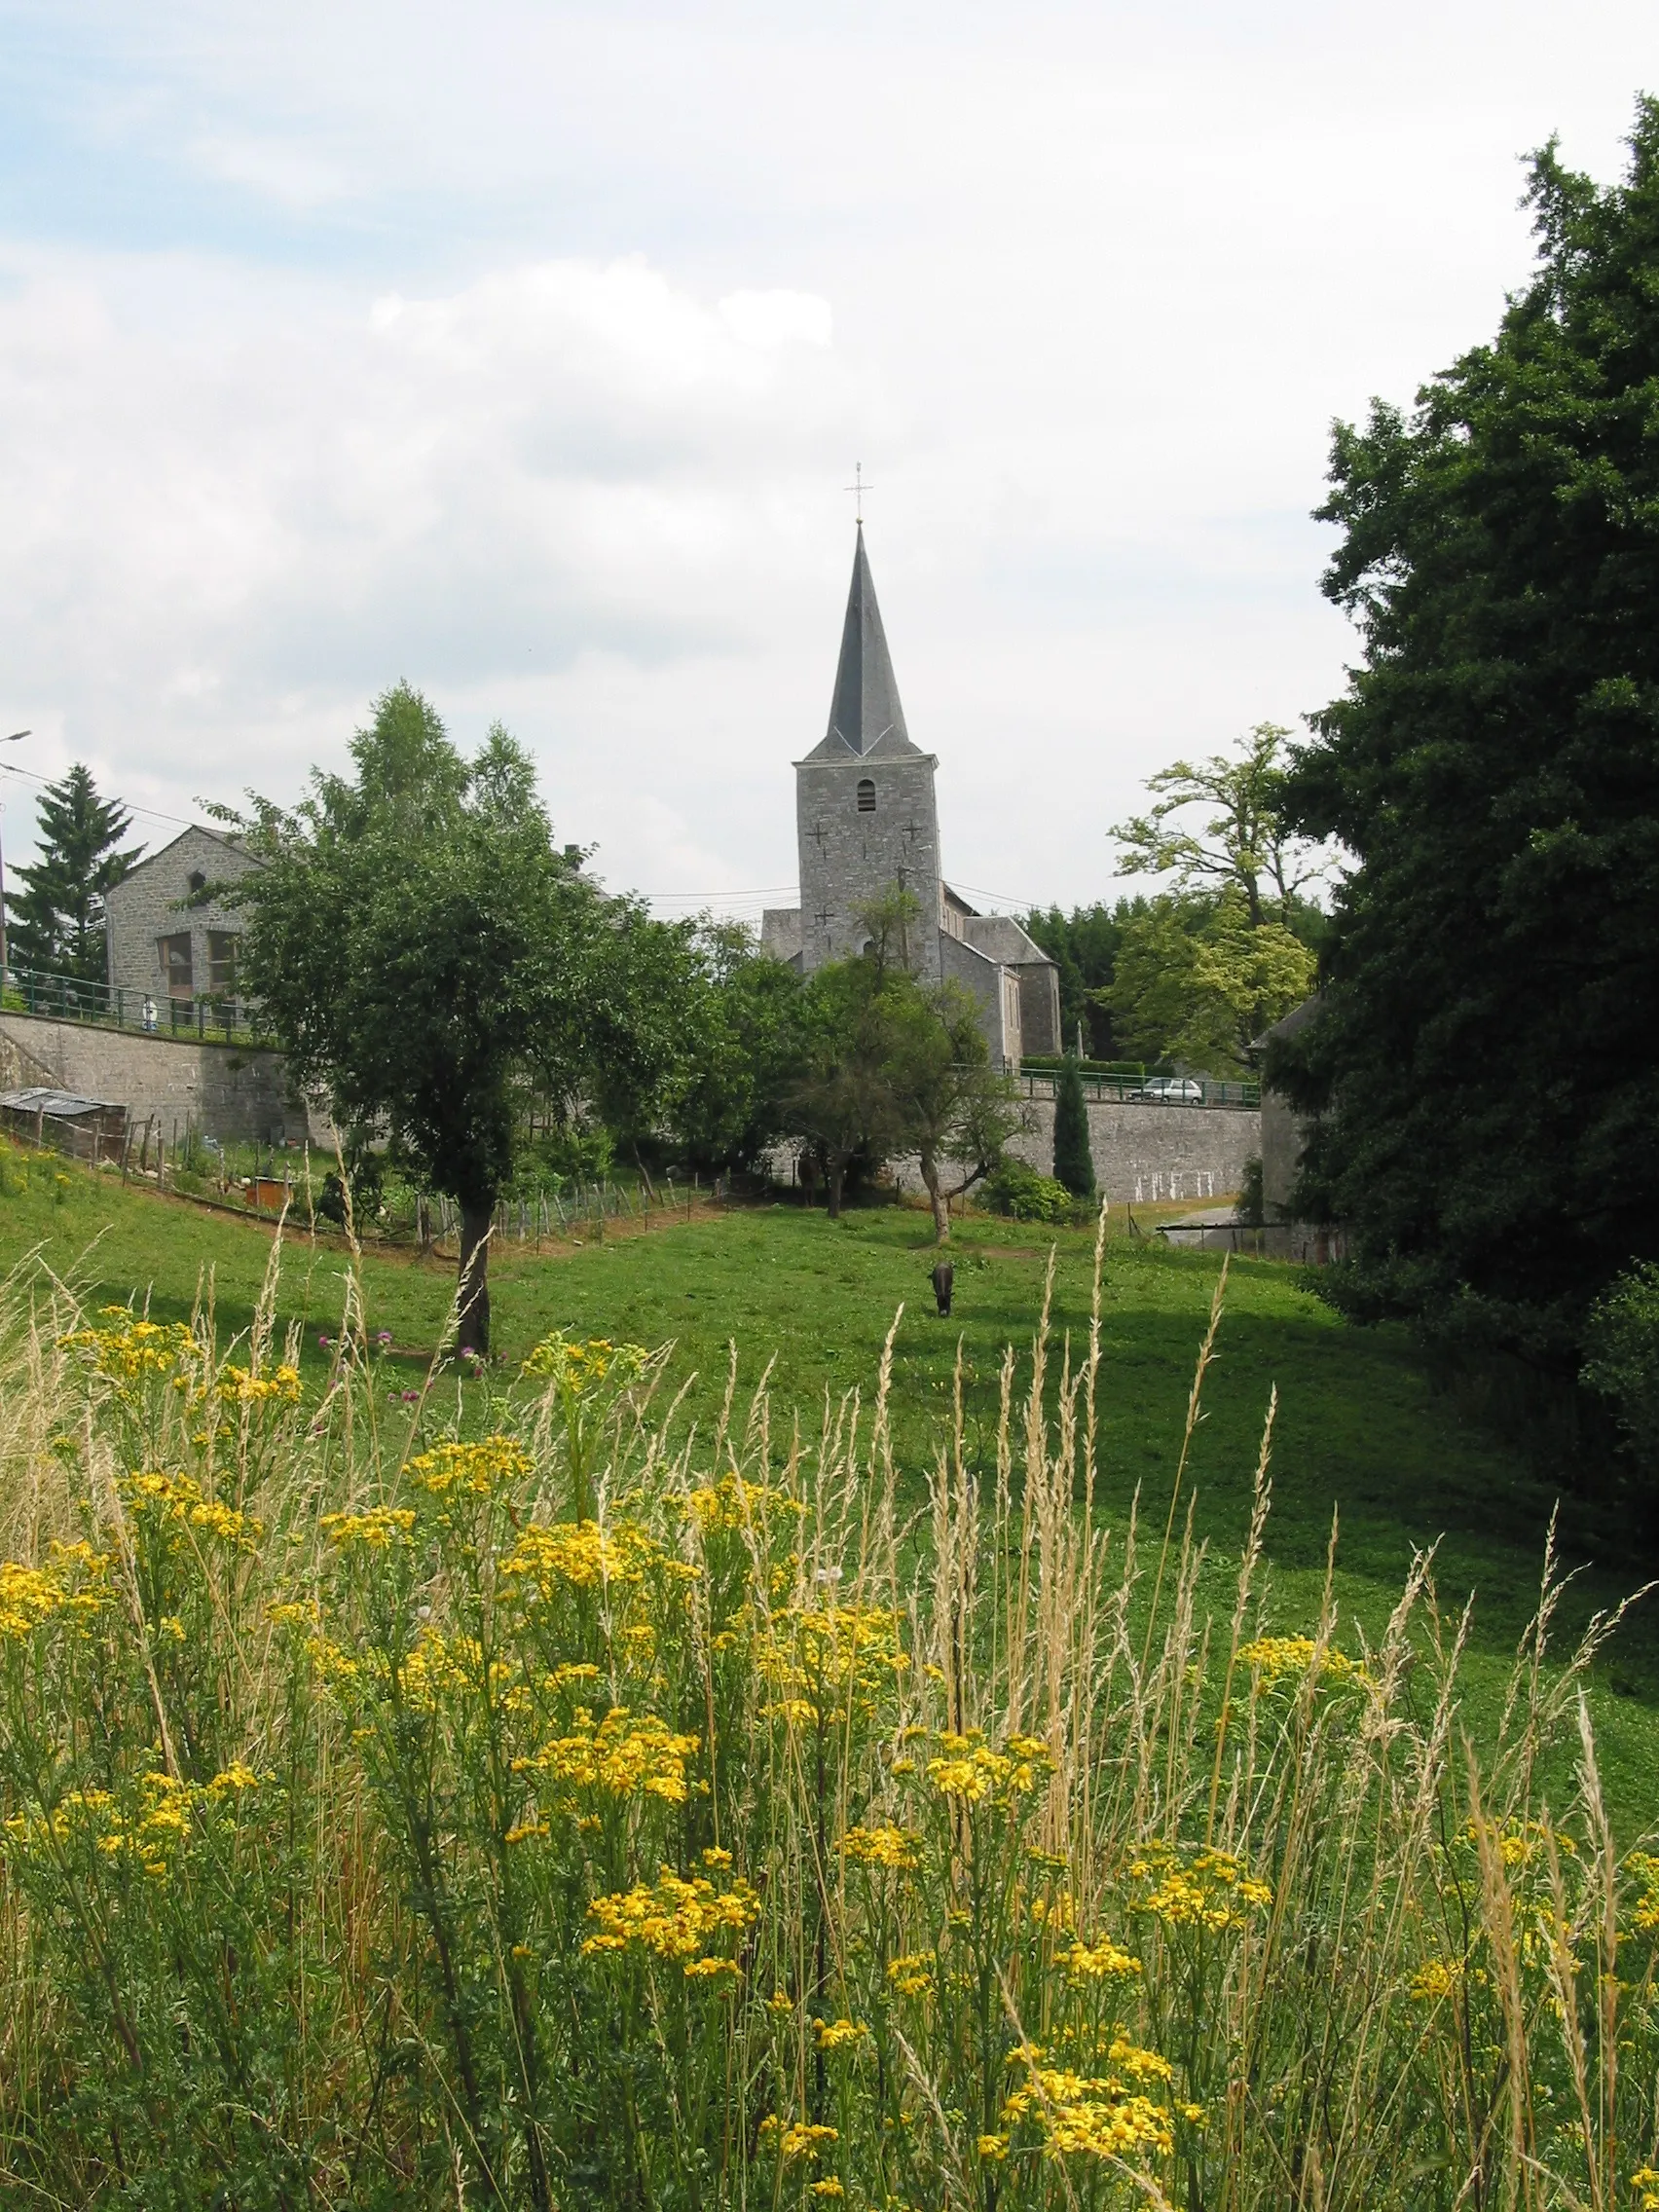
(856, 778), (875, 812)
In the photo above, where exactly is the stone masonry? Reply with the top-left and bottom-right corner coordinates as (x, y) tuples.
(105, 825), (258, 1016)
(0, 1012), (330, 1147)
(762, 527), (1059, 1063)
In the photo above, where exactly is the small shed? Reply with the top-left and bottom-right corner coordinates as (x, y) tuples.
(0, 1088), (129, 1164)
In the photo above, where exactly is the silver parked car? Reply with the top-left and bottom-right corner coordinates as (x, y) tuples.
(1131, 1077), (1205, 1104)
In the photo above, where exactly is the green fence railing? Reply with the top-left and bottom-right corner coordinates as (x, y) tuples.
(1, 968), (270, 1047)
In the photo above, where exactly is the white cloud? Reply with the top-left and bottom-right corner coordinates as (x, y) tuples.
(0, 244), (868, 890)
(0, 0), (1652, 910)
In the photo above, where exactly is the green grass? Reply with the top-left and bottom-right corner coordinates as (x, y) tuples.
(7, 1137), (1659, 1829)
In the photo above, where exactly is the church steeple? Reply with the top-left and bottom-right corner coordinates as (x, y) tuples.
(811, 526), (917, 759)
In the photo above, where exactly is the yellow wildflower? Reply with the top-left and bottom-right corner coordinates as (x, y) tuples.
(216, 1363), (302, 1407)
(499, 1519), (663, 1595)
(319, 1507), (416, 1551)
(583, 1866), (759, 1972)
(886, 1953), (936, 1998)
(521, 1333), (646, 1391)
(838, 1824), (920, 1870)
(1411, 1958), (1464, 2003)
(517, 1706), (699, 1806)
(60, 1310), (197, 1386)
(407, 1435), (534, 1498)
(778, 2123), (838, 2163)
(1063, 1936), (1142, 1981)
(925, 1729), (1052, 1807)
(1235, 1635), (1358, 1685)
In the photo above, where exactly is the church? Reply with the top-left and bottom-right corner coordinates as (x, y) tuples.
(761, 526), (1059, 1064)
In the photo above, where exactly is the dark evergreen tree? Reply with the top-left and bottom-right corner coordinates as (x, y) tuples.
(1022, 903), (1125, 1057)
(1277, 101), (1659, 1366)
(1051, 1053), (1095, 1199)
(5, 765), (142, 983)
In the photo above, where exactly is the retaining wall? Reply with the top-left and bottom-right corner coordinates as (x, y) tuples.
(882, 1096), (1260, 1208)
(0, 1013), (327, 1147)
(1006, 1096), (1260, 1205)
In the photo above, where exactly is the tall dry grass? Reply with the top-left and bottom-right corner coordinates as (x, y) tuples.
(1, 1215), (1657, 2209)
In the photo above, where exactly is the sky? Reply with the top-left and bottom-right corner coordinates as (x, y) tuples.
(0, 1), (1653, 924)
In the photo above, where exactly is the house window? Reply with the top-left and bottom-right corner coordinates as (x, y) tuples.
(160, 932), (194, 994)
(856, 778), (875, 812)
(207, 931), (238, 994)
(187, 870), (206, 895)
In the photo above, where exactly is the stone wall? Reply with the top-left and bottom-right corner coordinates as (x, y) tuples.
(877, 1097), (1261, 1208)
(1259, 1085), (1306, 1220)
(104, 825), (258, 1005)
(796, 749), (943, 979)
(0, 1013), (327, 1147)
(1007, 1096), (1261, 1205)
(940, 932), (1017, 1059)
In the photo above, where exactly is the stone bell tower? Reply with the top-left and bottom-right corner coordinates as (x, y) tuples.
(793, 524), (942, 982)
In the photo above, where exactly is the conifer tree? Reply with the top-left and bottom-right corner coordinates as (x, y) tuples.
(5, 765), (143, 983)
(1277, 100), (1659, 1364)
(1051, 1052), (1095, 1199)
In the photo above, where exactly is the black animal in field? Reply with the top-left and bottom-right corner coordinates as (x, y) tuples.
(930, 1259), (953, 1317)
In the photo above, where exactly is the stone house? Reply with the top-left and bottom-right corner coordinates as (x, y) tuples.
(761, 527), (1059, 1063)
(104, 825), (258, 1024)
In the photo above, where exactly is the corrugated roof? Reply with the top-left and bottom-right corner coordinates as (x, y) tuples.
(0, 1087), (124, 1118)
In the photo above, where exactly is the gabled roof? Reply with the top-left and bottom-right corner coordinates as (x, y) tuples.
(805, 526), (920, 761)
(108, 823), (251, 889)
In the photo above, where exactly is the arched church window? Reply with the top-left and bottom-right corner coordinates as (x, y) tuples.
(856, 778), (875, 813)
(188, 870), (206, 895)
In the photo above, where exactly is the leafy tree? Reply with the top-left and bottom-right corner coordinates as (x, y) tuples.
(582, 907), (708, 1183)
(232, 683), (628, 1351)
(1109, 722), (1329, 928)
(666, 921), (803, 1175)
(785, 887), (1023, 1230)
(881, 977), (1027, 1242)
(786, 952), (908, 1219)
(1051, 1053), (1095, 1198)
(1107, 890), (1314, 1073)
(5, 764), (143, 983)
(1581, 1263), (1659, 1479)
(1275, 101), (1659, 1366)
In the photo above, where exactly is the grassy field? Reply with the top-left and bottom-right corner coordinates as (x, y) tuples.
(6, 1132), (1659, 1828)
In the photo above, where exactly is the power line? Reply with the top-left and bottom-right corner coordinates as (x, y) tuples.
(0, 759), (223, 837)
(0, 763), (1055, 917)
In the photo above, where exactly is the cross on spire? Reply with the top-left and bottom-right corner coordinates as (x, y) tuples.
(844, 461), (873, 526)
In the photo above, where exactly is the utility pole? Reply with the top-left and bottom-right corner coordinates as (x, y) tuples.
(0, 732), (31, 989)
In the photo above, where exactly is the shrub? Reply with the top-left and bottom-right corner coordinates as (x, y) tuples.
(980, 1157), (1073, 1222)
(0, 1255), (1653, 2207)
(1582, 1260), (1659, 1474)
(1237, 1154), (1265, 1227)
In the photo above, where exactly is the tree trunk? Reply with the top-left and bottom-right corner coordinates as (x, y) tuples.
(826, 1159), (845, 1220)
(920, 1147), (950, 1244)
(457, 1198), (493, 1354)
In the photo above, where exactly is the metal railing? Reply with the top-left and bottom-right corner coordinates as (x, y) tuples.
(1014, 1067), (1260, 1110)
(0, 967), (270, 1046)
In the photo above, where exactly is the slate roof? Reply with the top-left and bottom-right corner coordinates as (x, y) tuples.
(805, 526), (920, 761)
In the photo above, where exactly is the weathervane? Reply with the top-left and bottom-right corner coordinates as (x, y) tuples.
(844, 461), (873, 526)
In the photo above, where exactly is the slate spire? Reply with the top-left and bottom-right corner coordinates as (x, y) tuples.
(820, 524), (915, 757)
